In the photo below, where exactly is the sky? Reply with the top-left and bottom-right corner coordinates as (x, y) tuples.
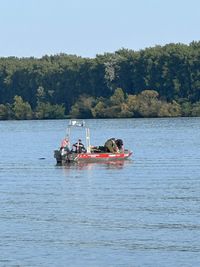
(0, 0), (199, 58)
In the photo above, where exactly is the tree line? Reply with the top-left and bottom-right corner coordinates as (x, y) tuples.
(0, 41), (200, 119)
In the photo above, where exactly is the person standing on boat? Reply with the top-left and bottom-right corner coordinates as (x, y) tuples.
(73, 139), (86, 153)
(60, 138), (70, 155)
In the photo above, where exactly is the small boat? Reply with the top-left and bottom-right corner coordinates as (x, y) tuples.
(54, 120), (133, 164)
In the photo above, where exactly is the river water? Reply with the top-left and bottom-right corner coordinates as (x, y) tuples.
(0, 118), (200, 267)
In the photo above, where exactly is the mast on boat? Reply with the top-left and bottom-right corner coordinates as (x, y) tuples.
(67, 119), (91, 153)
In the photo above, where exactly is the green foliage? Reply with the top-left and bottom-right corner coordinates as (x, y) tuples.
(179, 100), (192, 117)
(91, 101), (106, 118)
(35, 102), (65, 119)
(12, 95), (33, 120)
(135, 90), (160, 117)
(1, 42), (200, 119)
(70, 89), (183, 118)
(0, 104), (12, 120)
(36, 86), (46, 102)
(191, 101), (200, 116)
(69, 95), (95, 118)
(110, 88), (125, 105)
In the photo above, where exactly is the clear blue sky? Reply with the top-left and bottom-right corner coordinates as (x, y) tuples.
(0, 0), (199, 58)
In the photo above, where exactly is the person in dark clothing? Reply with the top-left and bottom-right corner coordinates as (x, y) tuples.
(104, 138), (119, 153)
(115, 139), (124, 152)
(73, 139), (86, 153)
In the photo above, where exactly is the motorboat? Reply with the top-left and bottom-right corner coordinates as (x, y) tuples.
(54, 120), (133, 164)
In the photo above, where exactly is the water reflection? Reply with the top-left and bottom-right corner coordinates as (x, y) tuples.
(56, 159), (132, 171)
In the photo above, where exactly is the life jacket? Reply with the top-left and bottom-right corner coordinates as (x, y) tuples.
(61, 138), (69, 148)
(73, 142), (85, 153)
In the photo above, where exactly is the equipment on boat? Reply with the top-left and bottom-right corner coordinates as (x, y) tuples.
(54, 120), (132, 164)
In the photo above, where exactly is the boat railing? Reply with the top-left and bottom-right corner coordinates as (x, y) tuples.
(67, 119), (91, 153)
(68, 119), (86, 127)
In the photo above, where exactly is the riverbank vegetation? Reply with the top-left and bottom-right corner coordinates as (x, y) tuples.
(0, 42), (200, 119)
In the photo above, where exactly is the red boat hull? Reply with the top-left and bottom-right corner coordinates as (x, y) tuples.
(54, 149), (132, 164)
(76, 151), (132, 162)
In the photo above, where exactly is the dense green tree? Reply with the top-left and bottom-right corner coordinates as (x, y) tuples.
(35, 102), (65, 119)
(91, 100), (106, 118)
(191, 101), (200, 116)
(1, 42), (200, 119)
(110, 88), (125, 105)
(12, 95), (33, 119)
(180, 101), (192, 116)
(0, 104), (10, 120)
(69, 95), (95, 118)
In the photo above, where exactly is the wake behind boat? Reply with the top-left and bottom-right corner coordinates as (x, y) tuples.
(54, 120), (133, 164)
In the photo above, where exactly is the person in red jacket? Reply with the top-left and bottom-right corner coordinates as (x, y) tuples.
(60, 138), (70, 155)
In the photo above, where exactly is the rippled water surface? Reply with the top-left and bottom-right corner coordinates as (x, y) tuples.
(0, 118), (200, 267)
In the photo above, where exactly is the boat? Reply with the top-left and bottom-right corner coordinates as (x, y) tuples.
(54, 120), (133, 164)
